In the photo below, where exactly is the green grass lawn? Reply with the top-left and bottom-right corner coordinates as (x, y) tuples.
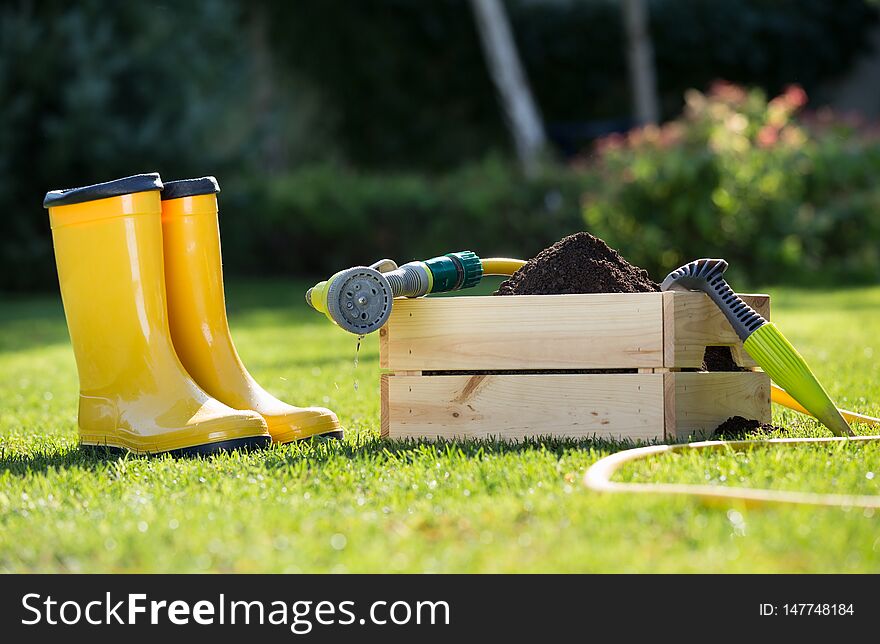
(1, 280), (878, 573)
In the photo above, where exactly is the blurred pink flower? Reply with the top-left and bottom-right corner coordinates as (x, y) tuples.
(659, 122), (684, 147)
(709, 80), (746, 104)
(595, 132), (625, 153)
(757, 125), (779, 148)
(782, 84), (808, 109)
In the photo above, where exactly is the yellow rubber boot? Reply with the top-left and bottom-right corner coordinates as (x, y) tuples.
(160, 178), (343, 443)
(44, 174), (271, 455)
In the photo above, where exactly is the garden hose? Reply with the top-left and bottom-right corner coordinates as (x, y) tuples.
(584, 435), (880, 509)
(771, 384), (880, 426)
(305, 252), (525, 334)
(661, 258), (853, 437)
(584, 387), (880, 511)
(481, 257), (528, 276)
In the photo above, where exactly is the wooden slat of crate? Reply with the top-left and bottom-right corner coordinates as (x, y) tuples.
(667, 371), (771, 439)
(667, 293), (770, 369)
(381, 371), (772, 441)
(379, 292), (769, 372)
(381, 373), (666, 441)
(380, 293), (666, 371)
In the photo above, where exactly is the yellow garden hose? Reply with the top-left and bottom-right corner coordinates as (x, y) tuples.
(581, 381), (880, 509)
(584, 435), (880, 509)
(771, 383), (880, 426)
(481, 257), (527, 276)
(583, 385), (880, 509)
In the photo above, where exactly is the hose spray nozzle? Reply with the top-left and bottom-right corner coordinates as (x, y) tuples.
(306, 251), (483, 335)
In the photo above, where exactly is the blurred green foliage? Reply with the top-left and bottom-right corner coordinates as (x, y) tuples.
(0, 0), (878, 290)
(584, 83), (880, 285)
(222, 158), (589, 278)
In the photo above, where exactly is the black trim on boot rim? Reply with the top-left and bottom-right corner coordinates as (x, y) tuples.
(44, 173), (163, 208)
(161, 176), (220, 200)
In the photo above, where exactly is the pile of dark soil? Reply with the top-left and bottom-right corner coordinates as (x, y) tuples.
(713, 416), (782, 439)
(496, 232), (658, 295)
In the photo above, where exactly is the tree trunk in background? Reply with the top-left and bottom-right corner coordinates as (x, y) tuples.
(822, 25), (880, 117)
(469, 0), (547, 176)
(622, 0), (660, 126)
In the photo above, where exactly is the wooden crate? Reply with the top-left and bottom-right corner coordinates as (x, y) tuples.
(379, 292), (771, 441)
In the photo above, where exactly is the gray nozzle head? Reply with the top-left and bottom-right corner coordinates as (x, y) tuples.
(661, 258), (765, 341)
(661, 258), (728, 292)
(326, 267), (393, 335)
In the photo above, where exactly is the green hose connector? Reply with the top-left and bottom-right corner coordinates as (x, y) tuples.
(744, 324), (852, 437)
(424, 251), (483, 293)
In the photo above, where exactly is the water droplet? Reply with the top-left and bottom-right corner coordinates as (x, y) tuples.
(353, 334), (365, 392)
(354, 334), (364, 369)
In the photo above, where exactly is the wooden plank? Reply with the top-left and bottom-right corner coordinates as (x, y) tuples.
(671, 371), (771, 440)
(669, 293), (770, 369)
(662, 371), (676, 440)
(383, 373), (665, 441)
(661, 291), (676, 367)
(382, 293), (665, 371)
(380, 373), (390, 438)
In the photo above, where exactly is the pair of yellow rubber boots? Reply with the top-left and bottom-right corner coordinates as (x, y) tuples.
(43, 173), (342, 456)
